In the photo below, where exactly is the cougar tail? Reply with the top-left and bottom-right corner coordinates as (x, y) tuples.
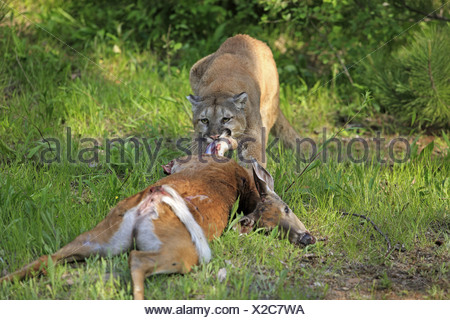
(271, 110), (302, 150)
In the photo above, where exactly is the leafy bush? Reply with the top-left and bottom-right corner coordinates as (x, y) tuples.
(4, 0), (450, 131)
(29, 0), (263, 61)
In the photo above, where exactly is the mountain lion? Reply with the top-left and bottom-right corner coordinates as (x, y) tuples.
(187, 34), (301, 167)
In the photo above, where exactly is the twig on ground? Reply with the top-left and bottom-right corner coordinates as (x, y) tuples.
(340, 211), (392, 255)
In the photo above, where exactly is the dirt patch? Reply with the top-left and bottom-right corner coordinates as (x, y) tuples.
(322, 245), (449, 299)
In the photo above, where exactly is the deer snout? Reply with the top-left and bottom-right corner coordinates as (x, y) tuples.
(162, 160), (174, 175)
(298, 232), (315, 246)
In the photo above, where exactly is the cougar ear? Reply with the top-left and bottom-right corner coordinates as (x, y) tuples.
(230, 92), (248, 109)
(251, 159), (275, 198)
(186, 94), (202, 112)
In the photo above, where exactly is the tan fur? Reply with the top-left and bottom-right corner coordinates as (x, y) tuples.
(188, 34), (301, 167)
(0, 157), (313, 299)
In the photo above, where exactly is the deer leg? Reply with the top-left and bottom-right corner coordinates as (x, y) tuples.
(129, 244), (198, 300)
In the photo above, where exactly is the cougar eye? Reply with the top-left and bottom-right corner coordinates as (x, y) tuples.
(284, 206), (289, 214)
(200, 118), (209, 124)
(222, 117), (231, 124)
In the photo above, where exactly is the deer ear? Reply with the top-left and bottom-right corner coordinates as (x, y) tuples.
(186, 94), (202, 112)
(251, 160), (275, 197)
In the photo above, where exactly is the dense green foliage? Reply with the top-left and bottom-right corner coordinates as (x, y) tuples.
(2, 0), (449, 129)
(0, 1), (449, 300)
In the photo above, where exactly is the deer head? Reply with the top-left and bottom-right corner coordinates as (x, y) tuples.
(239, 161), (315, 246)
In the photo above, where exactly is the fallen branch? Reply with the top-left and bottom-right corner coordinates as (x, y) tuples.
(340, 211), (392, 255)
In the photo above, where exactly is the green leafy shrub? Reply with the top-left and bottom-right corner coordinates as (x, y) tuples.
(30, 0), (263, 62)
(4, 0), (449, 131)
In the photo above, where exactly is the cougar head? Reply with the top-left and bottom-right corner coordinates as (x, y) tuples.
(187, 92), (248, 150)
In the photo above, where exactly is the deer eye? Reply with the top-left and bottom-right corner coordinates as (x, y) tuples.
(284, 206), (289, 214)
(200, 118), (209, 124)
(222, 117), (231, 124)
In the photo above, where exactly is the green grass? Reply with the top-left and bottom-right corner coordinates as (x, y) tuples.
(0, 2), (449, 300)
